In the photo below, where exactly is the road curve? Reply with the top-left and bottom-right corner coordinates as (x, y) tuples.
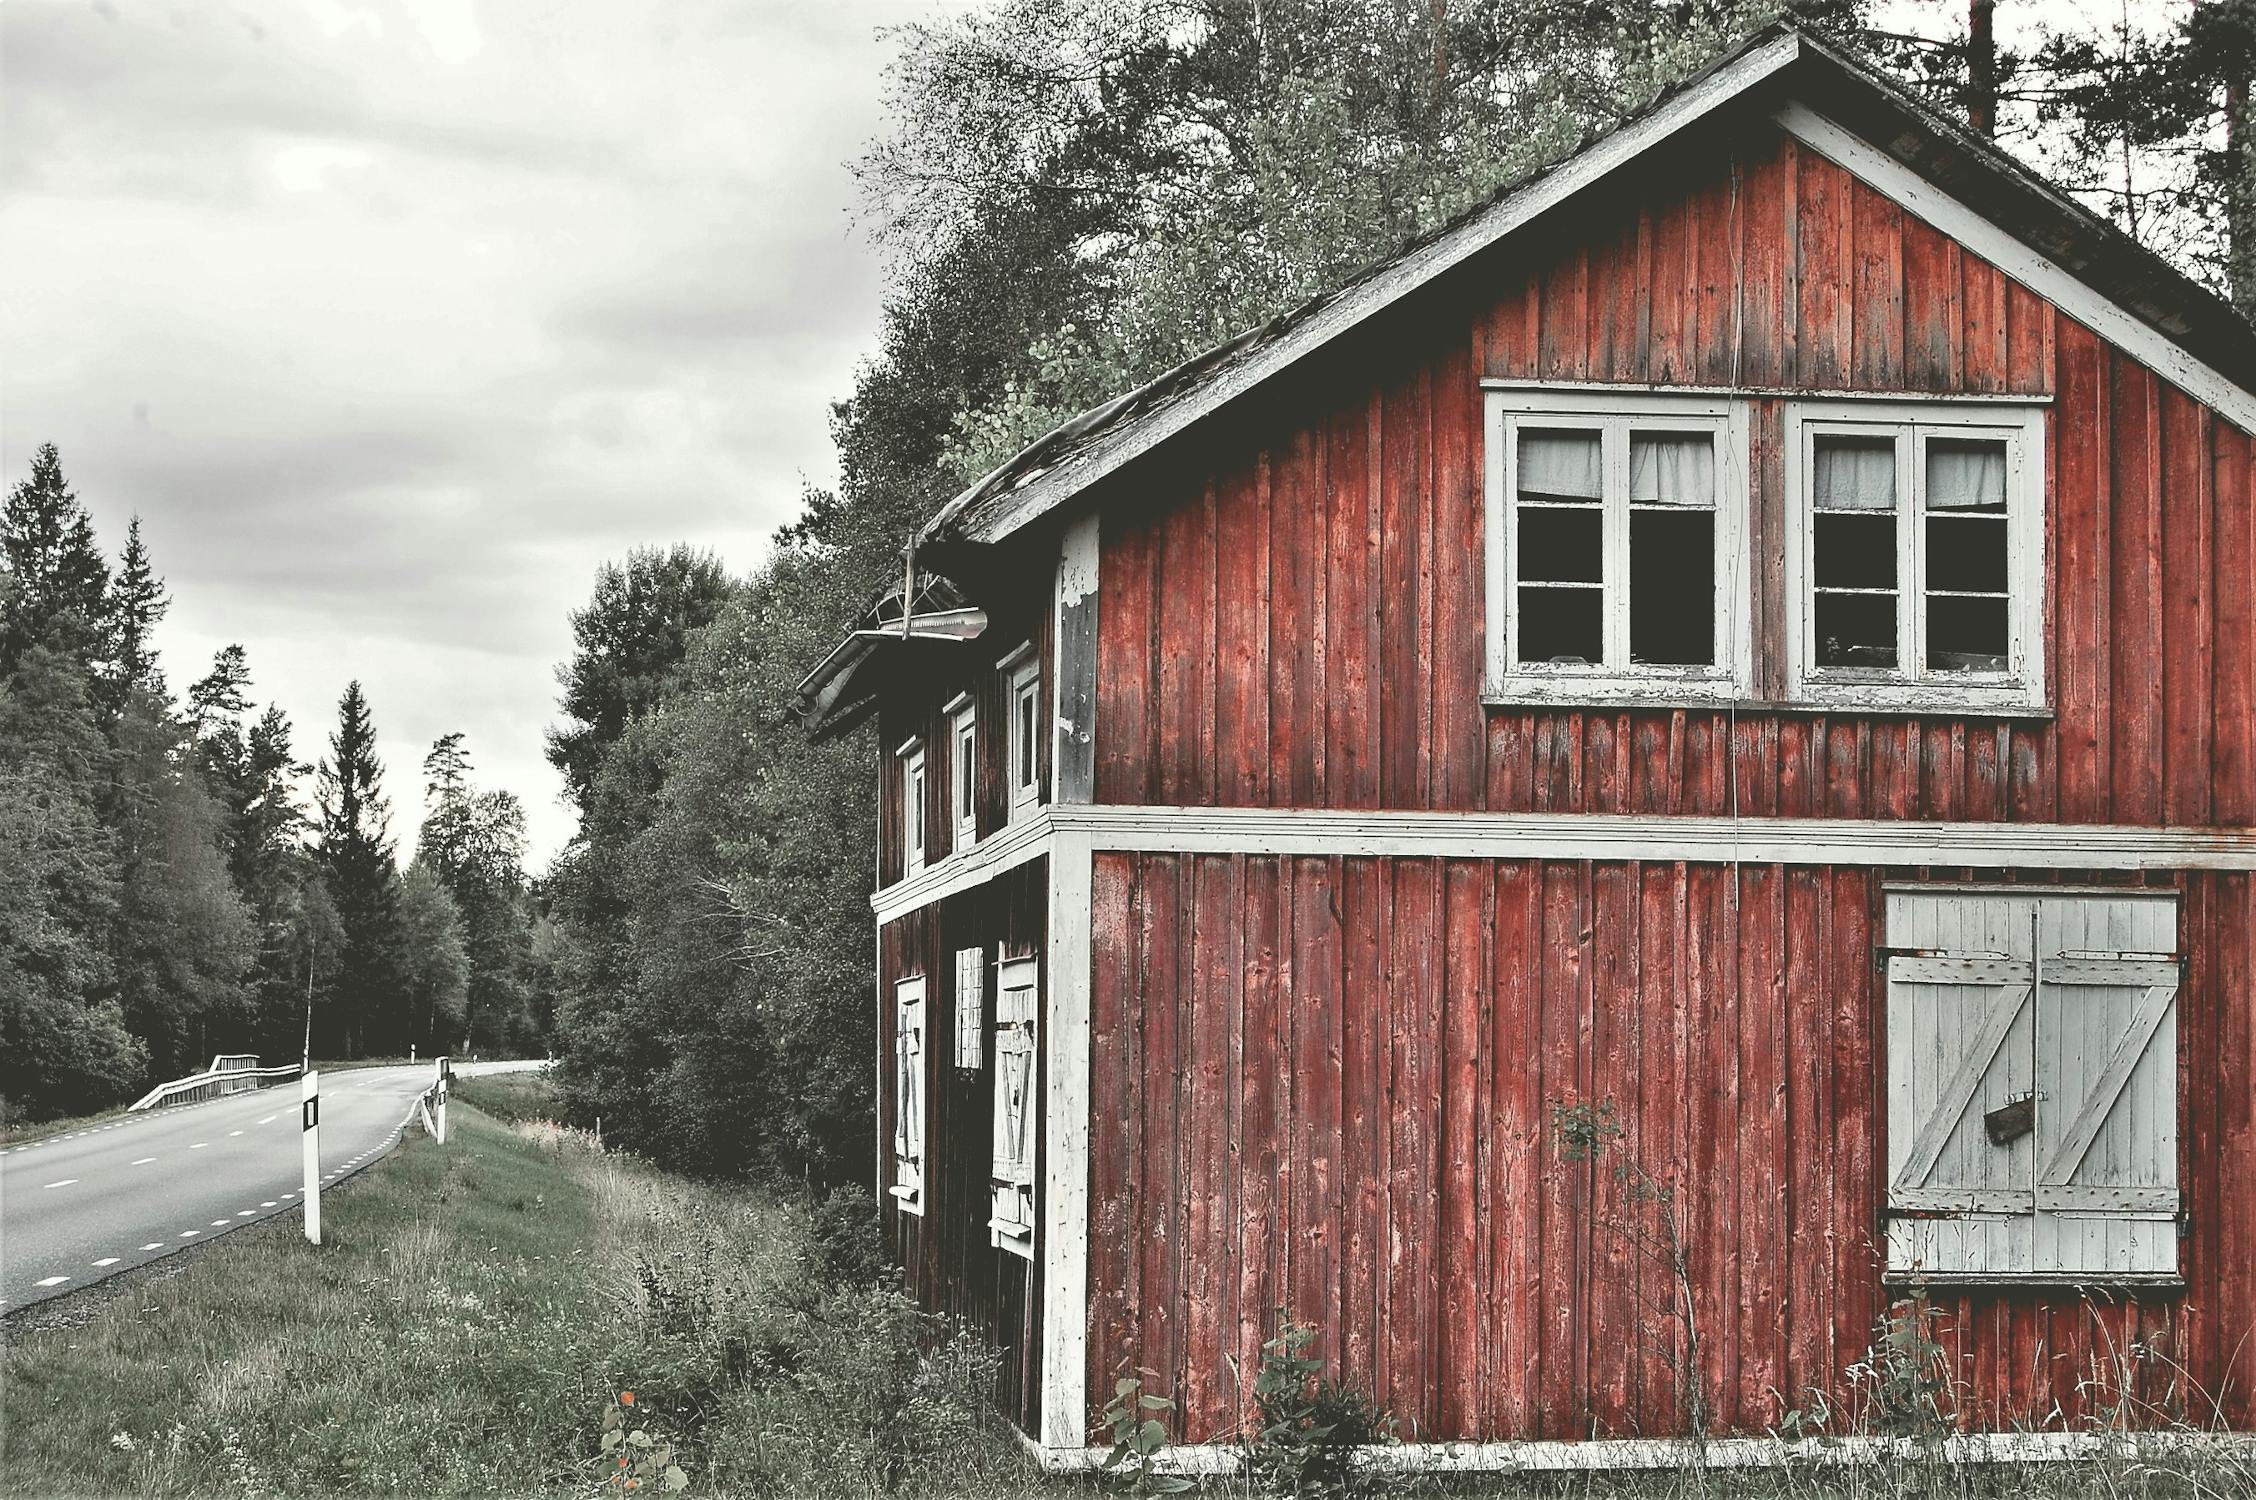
(0, 1065), (435, 1313)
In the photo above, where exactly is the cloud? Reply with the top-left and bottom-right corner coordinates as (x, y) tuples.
(0, 0), (941, 864)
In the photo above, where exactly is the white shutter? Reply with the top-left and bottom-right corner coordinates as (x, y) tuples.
(1884, 951), (2038, 1277)
(954, 947), (985, 1069)
(2033, 892), (2180, 1276)
(989, 958), (1038, 1257)
(892, 978), (926, 1213)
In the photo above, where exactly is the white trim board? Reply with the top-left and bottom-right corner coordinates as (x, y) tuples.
(1022, 1429), (2256, 1477)
(873, 808), (1053, 926)
(1045, 804), (2256, 871)
(1038, 831), (1093, 1449)
(1775, 102), (2256, 435)
(928, 32), (1807, 547)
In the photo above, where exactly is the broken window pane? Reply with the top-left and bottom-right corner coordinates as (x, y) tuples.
(1518, 429), (1602, 501)
(1517, 587), (1603, 665)
(1814, 513), (1897, 590)
(1813, 433), (1896, 509)
(1926, 514), (2008, 594)
(1815, 593), (1897, 669)
(1516, 505), (1602, 584)
(1630, 509), (1714, 665)
(1629, 432), (1714, 505)
(1927, 596), (2009, 672)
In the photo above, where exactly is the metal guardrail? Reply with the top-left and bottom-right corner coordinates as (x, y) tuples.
(129, 1054), (302, 1112)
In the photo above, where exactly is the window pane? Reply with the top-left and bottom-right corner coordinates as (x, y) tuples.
(1928, 596), (2009, 672)
(1016, 688), (1037, 789)
(1517, 586), (1603, 665)
(1815, 593), (1897, 669)
(1516, 505), (1602, 584)
(1927, 514), (2008, 594)
(1813, 434), (1896, 510)
(1517, 429), (1602, 501)
(1630, 509), (1714, 665)
(1814, 512), (1897, 590)
(1927, 438), (2007, 511)
(1629, 432), (1714, 506)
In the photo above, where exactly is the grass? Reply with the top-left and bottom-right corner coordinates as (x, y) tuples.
(449, 1070), (560, 1127)
(7, 1094), (2251, 1498)
(0, 1100), (141, 1146)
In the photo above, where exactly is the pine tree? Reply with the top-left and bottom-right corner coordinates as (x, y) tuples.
(314, 681), (401, 1057)
(1, 443), (113, 677)
(106, 517), (169, 707)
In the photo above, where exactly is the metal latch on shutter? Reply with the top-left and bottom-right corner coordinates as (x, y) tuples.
(1983, 1092), (2035, 1146)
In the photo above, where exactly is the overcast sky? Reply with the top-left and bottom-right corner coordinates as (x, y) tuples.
(2, 0), (952, 869)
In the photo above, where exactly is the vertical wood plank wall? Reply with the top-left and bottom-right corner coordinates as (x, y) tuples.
(1088, 859), (2256, 1442)
(1093, 125), (2256, 830)
(879, 857), (1050, 1433)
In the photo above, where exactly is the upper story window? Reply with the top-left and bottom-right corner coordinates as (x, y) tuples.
(1003, 645), (1040, 822)
(1484, 392), (1751, 703)
(898, 738), (926, 878)
(1785, 401), (2045, 713)
(947, 695), (977, 851)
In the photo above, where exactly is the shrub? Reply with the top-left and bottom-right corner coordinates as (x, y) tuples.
(810, 1183), (890, 1289)
(1241, 1316), (1395, 1496)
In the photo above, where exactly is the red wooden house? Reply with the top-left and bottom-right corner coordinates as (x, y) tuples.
(797, 24), (2256, 1468)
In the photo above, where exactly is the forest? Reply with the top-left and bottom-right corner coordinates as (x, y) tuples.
(0, 442), (557, 1122)
(10, 0), (2254, 1156)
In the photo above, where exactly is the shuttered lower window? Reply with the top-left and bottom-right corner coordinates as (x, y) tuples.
(1885, 889), (2180, 1281)
(989, 957), (1038, 1258)
(891, 976), (926, 1215)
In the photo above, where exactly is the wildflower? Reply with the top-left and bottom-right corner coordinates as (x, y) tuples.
(620, 1391), (635, 1406)
(109, 1432), (136, 1453)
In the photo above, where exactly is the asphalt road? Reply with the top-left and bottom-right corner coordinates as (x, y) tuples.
(0, 1064), (435, 1313)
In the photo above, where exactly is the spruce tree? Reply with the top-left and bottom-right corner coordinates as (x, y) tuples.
(107, 517), (169, 706)
(1, 443), (112, 676)
(314, 681), (402, 1057)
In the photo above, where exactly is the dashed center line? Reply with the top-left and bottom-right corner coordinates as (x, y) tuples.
(189, 1142), (208, 1150)
(130, 1157), (156, 1165)
(42, 1179), (79, 1189)
(228, 1130), (243, 1137)
(257, 1115), (277, 1125)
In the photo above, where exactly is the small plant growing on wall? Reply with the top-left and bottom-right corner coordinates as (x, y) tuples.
(1239, 1313), (1396, 1496)
(1847, 1281), (1955, 1445)
(1550, 1096), (1712, 1445)
(1100, 1368), (1191, 1494)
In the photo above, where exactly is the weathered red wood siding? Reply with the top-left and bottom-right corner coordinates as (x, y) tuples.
(1092, 124), (2256, 830)
(1087, 857), (2256, 1442)
(878, 856), (1049, 1433)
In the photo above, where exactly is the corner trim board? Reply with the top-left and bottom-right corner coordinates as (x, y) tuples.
(1038, 831), (1093, 1450)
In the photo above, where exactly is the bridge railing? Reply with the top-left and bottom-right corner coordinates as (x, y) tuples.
(130, 1055), (303, 1112)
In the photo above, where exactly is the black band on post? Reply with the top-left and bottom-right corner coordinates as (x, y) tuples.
(302, 1098), (319, 1130)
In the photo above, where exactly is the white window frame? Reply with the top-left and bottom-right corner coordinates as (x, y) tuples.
(953, 945), (984, 1070)
(897, 737), (926, 878)
(946, 694), (977, 852)
(891, 975), (926, 1215)
(1784, 400), (2046, 713)
(1484, 390), (1752, 705)
(989, 956), (1039, 1258)
(1002, 644), (1041, 822)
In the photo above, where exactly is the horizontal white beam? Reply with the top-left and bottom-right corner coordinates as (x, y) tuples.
(1025, 1428), (2256, 1476)
(1046, 804), (2256, 871)
(872, 809), (1054, 925)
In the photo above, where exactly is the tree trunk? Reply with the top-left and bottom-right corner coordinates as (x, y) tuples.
(1967, 0), (1999, 137)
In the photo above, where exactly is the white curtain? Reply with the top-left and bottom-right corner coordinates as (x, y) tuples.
(1518, 430), (1602, 499)
(1813, 436), (1897, 510)
(1927, 440), (2007, 509)
(1629, 433), (1714, 505)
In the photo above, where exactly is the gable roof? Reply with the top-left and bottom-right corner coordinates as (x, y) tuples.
(799, 20), (2256, 735)
(917, 21), (2256, 553)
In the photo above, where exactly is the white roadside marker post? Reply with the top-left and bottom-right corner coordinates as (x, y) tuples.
(301, 1070), (321, 1245)
(434, 1055), (450, 1145)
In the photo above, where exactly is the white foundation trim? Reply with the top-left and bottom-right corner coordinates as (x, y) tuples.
(1776, 102), (2256, 436)
(1024, 1429), (2256, 1476)
(1045, 804), (2256, 871)
(1038, 831), (1093, 1450)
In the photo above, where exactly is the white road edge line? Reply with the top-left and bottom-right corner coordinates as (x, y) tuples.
(140, 1243), (163, 1251)
(36, 1276), (68, 1287)
(42, 1179), (79, 1188)
(130, 1157), (155, 1165)
(257, 1115), (277, 1124)
(92, 1257), (119, 1267)
(179, 1230), (199, 1238)
(189, 1142), (208, 1149)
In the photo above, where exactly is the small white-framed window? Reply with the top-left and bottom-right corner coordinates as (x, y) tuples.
(1003, 646), (1040, 821)
(891, 975), (926, 1215)
(1785, 401), (2045, 713)
(953, 945), (984, 1070)
(1484, 391), (1751, 703)
(989, 957), (1039, 1257)
(898, 738), (926, 878)
(947, 694), (977, 852)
